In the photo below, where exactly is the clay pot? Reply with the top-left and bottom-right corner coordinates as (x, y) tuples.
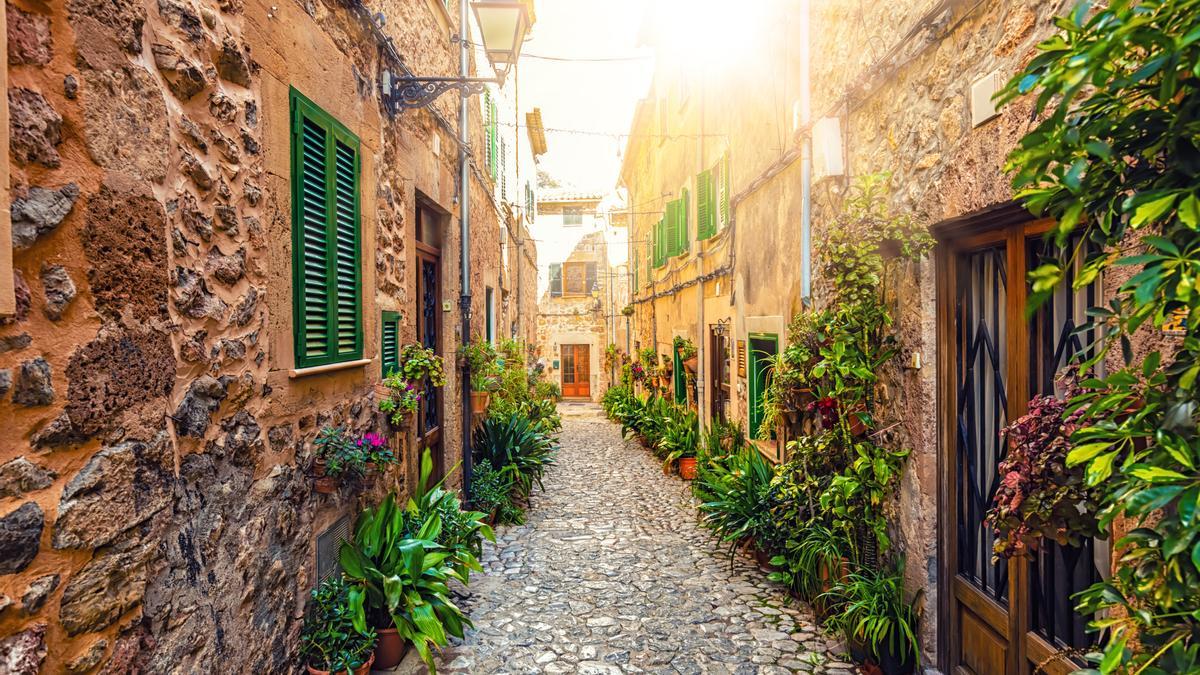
(373, 627), (409, 669)
(306, 652), (374, 675)
(846, 408), (869, 437)
(374, 382), (392, 400)
(314, 476), (338, 494)
(471, 391), (491, 415)
(677, 457), (697, 480)
(683, 356), (698, 373)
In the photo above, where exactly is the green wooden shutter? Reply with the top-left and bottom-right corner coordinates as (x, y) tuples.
(664, 201), (678, 259)
(654, 218), (666, 268)
(549, 263), (563, 296)
(381, 311), (399, 376)
(720, 152), (731, 226)
(674, 348), (686, 404)
(697, 169), (715, 240)
(676, 188), (689, 255)
(291, 89), (362, 369)
(489, 97), (499, 180)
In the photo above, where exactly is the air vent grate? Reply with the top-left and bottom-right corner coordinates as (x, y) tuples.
(316, 515), (352, 585)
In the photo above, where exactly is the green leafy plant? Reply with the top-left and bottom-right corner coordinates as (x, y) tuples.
(314, 426), (368, 479)
(339, 494), (468, 673)
(405, 450), (494, 582)
(356, 432), (397, 469)
(769, 523), (850, 601)
(696, 446), (781, 559)
(473, 410), (557, 500)
(673, 336), (697, 361)
(622, 304), (634, 317)
(658, 404), (699, 471)
(995, 1), (1200, 669)
(469, 461), (521, 524)
(820, 561), (922, 671)
(461, 338), (501, 392)
(300, 575), (378, 673)
(397, 344), (446, 386)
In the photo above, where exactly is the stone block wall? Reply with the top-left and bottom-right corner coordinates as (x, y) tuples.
(0, 0), (508, 671)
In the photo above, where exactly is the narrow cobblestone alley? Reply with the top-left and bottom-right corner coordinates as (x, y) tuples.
(397, 404), (853, 674)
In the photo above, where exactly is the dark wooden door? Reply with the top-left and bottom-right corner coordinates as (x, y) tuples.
(561, 344), (590, 398)
(939, 217), (1103, 675)
(710, 328), (730, 422)
(415, 239), (444, 482)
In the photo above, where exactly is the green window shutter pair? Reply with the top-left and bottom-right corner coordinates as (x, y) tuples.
(663, 191), (689, 257)
(290, 88), (363, 369)
(696, 169), (716, 240)
(381, 311), (399, 376)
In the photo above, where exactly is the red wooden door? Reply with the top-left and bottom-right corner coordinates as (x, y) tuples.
(561, 344), (590, 398)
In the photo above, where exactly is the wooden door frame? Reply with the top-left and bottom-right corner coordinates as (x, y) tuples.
(560, 343), (591, 399)
(935, 203), (1072, 675)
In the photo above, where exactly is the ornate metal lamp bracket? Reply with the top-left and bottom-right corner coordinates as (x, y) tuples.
(385, 76), (499, 112)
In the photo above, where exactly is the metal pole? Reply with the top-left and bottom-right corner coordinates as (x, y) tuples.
(799, 0), (813, 303)
(459, 0), (474, 499)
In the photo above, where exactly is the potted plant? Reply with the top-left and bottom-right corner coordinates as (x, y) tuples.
(658, 405), (699, 479)
(985, 386), (1102, 561)
(405, 449), (496, 583)
(299, 576), (377, 675)
(378, 344), (446, 427)
(340, 494), (471, 671)
(674, 336), (698, 373)
(356, 432), (396, 474)
(312, 427), (367, 494)
(461, 339), (499, 415)
(820, 562), (922, 675)
(621, 304), (634, 317)
(468, 461), (514, 525)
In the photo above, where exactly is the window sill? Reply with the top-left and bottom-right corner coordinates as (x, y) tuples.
(289, 358), (371, 379)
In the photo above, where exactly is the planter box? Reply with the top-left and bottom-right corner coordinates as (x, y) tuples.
(471, 391), (491, 415)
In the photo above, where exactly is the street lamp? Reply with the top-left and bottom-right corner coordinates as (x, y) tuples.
(471, 1), (532, 78)
(381, 0), (533, 112)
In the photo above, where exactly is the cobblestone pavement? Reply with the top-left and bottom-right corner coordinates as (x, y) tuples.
(390, 403), (853, 674)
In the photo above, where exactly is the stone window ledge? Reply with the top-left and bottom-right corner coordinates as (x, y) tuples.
(288, 358), (371, 379)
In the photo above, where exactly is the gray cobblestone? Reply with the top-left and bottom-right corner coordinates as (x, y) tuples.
(387, 404), (847, 673)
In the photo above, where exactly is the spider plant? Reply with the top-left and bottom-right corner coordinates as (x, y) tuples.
(819, 560), (922, 673)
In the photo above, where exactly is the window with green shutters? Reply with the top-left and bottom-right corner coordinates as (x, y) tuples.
(381, 311), (399, 376)
(675, 187), (689, 255)
(653, 217), (666, 268)
(719, 152), (731, 226)
(696, 169), (716, 240)
(290, 88), (363, 369)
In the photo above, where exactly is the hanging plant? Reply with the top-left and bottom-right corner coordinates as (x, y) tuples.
(673, 336), (697, 361)
(985, 385), (1103, 561)
(622, 304), (635, 317)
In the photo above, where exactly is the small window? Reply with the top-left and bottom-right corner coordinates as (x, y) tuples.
(563, 262), (588, 296)
(562, 206), (583, 226)
(381, 310), (400, 376)
(417, 202), (442, 249)
(290, 88), (363, 369)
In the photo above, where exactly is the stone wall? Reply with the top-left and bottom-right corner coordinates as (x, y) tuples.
(0, 0), (510, 671)
(536, 231), (612, 400)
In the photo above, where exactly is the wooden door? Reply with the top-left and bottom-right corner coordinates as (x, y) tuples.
(416, 206), (444, 482)
(561, 344), (590, 398)
(710, 328), (730, 422)
(938, 216), (1104, 675)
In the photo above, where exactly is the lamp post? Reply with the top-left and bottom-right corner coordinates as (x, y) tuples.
(380, 0), (533, 500)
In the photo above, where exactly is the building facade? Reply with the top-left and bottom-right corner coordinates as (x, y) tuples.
(618, 1), (1156, 672)
(0, 0), (535, 670)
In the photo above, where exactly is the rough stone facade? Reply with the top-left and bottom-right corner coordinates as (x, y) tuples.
(0, 0), (534, 671)
(617, 0), (1126, 669)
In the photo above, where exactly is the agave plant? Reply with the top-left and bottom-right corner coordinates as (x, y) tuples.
(405, 449), (494, 582)
(473, 410), (557, 499)
(696, 447), (778, 559)
(339, 494), (469, 672)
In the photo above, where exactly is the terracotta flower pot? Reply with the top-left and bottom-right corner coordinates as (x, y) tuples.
(373, 627), (409, 669)
(677, 456), (697, 480)
(314, 475), (338, 494)
(847, 407), (869, 437)
(471, 391), (491, 415)
(683, 356), (698, 373)
(306, 652), (374, 675)
(374, 382), (392, 400)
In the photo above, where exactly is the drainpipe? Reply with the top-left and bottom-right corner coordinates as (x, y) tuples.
(695, 71), (707, 431)
(799, 0), (813, 303)
(459, 0), (474, 499)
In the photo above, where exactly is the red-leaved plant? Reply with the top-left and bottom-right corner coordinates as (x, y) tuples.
(985, 384), (1104, 562)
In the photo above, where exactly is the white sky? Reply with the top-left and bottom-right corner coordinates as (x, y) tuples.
(517, 0), (654, 191)
(516, 0), (655, 284)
